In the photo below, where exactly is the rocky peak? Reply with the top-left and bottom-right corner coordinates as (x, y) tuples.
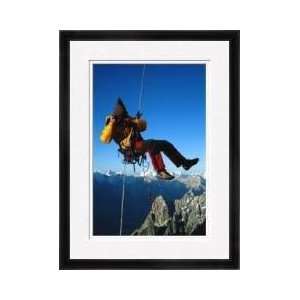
(151, 196), (170, 227)
(132, 191), (206, 236)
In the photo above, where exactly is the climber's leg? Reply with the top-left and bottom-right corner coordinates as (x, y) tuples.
(149, 152), (165, 173)
(142, 139), (187, 168)
(134, 140), (174, 180)
(148, 152), (174, 180)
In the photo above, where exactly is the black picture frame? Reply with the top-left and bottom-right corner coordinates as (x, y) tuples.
(59, 30), (240, 270)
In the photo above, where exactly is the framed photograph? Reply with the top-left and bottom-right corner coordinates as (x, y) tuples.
(59, 30), (240, 269)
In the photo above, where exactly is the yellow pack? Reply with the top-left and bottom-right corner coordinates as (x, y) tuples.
(100, 120), (114, 143)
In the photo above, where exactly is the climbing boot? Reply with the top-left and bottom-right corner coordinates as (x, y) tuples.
(183, 158), (199, 171)
(157, 170), (175, 180)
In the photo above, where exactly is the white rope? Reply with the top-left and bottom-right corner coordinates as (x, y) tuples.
(138, 64), (146, 113)
(119, 164), (126, 235)
(119, 65), (146, 235)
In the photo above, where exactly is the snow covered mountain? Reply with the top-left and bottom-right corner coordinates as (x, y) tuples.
(93, 170), (206, 235)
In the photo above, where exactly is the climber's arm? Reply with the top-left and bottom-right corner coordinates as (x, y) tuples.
(100, 115), (116, 143)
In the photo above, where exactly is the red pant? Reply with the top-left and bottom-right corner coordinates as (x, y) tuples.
(134, 140), (165, 172)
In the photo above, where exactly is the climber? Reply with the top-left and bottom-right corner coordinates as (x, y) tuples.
(100, 98), (199, 180)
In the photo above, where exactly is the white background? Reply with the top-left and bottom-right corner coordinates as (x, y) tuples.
(0, 1), (300, 300)
(70, 45), (229, 259)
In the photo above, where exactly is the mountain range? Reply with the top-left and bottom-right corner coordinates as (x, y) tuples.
(93, 170), (206, 235)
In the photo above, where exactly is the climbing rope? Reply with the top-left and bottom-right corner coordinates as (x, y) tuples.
(138, 64), (146, 113)
(119, 64), (147, 235)
(137, 64), (148, 176)
(119, 164), (127, 235)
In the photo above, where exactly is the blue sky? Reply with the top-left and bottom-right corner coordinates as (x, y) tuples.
(93, 64), (206, 174)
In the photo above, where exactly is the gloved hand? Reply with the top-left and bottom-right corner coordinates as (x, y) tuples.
(136, 111), (143, 119)
(105, 115), (116, 125)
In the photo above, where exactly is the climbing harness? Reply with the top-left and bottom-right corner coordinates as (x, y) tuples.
(118, 142), (148, 173)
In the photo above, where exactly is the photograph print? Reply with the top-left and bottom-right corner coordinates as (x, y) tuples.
(92, 63), (206, 236)
(60, 31), (240, 269)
